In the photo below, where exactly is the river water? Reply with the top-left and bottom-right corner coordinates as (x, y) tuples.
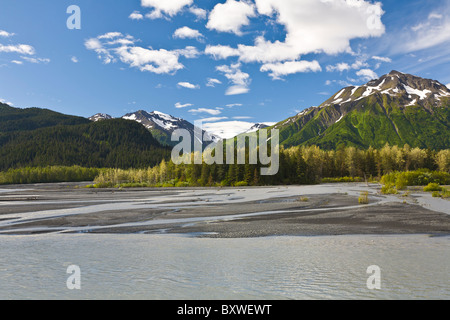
(0, 233), (448, 300)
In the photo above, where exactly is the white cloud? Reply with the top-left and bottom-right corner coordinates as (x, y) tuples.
(206, 78), (222, 87)
(0, 43), (35, 55)
(206, 0), (384, 64)
(175, 102), (193, 109)
(225, 86), (250, 96)
(129, 11), (144, 20)
(85, 33), (198, 75)
(226, 103), (243, 108)
(21, 56), (50, 64)
(84, 38), (103, 51)
(326, 62), (351, 72)
(216, 63), (251, 95)
(261, 60), (321, 80)
(85, 37), (116, 64)
(0, 31), (49, 66)
(189, 6), (207, 20)
(398, 5), (450, 53)
(188, 108), (222, 115)
(177, 82), (200, 89)
(372, 56), (392, 63)
(0, 30), (14, 37)
(446, 84), (450, 89)
(205, 45), (240, 60)
(327, 56), (373, 73)
(350, 59), (370, 70)
(233, 116), (251, 119)
(356, 69), (378, 81)
(198, 116), (228, 122)
(71, 56), (79, 63)
(98, 32), (124, 40)
(174, 46), (201, 58)
(173, 27), (204, 40)
(207, 0), (256, 36)
(116, 46), (184, 74)
(141, 0), (193, 19)
(429, 13), (443, 20)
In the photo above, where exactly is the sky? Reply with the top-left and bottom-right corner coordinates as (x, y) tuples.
(1, 0), (450, 137)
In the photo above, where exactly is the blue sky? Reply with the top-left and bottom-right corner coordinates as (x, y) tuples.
(1, 0), (450, 136)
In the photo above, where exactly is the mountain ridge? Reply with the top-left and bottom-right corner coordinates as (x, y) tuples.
(271, 70), (450, 150)
(0, 105), (171, 170)
(89, 110), (221, 147)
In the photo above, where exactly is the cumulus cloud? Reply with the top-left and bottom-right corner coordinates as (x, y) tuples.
(0, 30), (14, 37)
(173, 27), (204, 41)
(141, 0), (193, 19)
(261, 60), (322, 80)
(326, 55), (376, 73)
(326, 62), (351, 72)
(189, 6), (208, 20)
(129, 11), (144, 20)
(205, 45), (240, 60)
(173, 46), (201, 58)
(216, 63), (251, 95)
(177, 82), (200, 89)
(206, 0), (384, 65)
(71, 56), (79, 63)
(117, 46), (184, 74)
(356, 68), (378, 81)
(207, 0), (256, 36)
(85, 32), (199, 75)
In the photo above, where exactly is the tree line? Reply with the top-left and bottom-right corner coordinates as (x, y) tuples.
(92, 144), (450, 188)
(0, 119), (171, 171)
(1, 144), (448, 187)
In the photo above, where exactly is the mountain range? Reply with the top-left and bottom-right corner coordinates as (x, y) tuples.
(89, 110), (269, 147)
(0, 70), (448, 171)
(0, 103), (170, 170)
(268, 70), (450, 149)
(120, 110), (219, 147)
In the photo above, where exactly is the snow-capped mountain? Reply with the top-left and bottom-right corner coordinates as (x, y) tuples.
(321, 70), (450, 109)
(245, 123), (271, 133)
(121, 110), (221, 147)
(202, 121), (277, 140)
(89, 113), (113, 122)
(272, 70), (450, 149)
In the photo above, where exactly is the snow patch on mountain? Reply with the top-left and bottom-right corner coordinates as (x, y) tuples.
(89, 113), (113, 122)
(403, 85), (432, 100)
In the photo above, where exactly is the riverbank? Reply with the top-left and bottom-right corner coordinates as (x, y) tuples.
(0, 183), (449, 237)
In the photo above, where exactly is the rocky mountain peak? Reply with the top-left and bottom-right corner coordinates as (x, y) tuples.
(89, 113), (113, 122)
(322, 70), (450, 109)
